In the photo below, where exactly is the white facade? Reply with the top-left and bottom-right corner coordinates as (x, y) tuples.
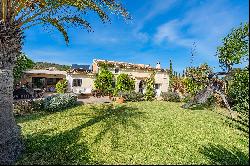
(66, 73), (95, 94)
(106, 67), (169, 96)
(66, 59), (170, 96)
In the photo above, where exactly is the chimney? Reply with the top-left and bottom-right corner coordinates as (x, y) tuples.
(156, 61), (161, 69)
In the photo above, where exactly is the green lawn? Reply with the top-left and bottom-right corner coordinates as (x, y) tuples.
(16, 101), (249, 165)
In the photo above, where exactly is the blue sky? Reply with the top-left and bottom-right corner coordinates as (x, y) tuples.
(23, 0), (249, 73)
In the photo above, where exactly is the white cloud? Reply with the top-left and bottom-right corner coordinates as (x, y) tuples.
(153, 0), (248, 60)
(135, 0), (177, 32)
(154, 19), (195, 48)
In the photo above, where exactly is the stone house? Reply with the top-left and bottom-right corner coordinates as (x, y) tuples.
(67, 59), (170, 96)
(21, 59), (170, 96)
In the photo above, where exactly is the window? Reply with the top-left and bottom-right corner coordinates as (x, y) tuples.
(73, 79), (82, 87)
(155, 84), (160, 90)
(115, 68), (119, 73)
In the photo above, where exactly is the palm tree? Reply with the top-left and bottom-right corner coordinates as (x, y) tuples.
(0, 0), (129, 164)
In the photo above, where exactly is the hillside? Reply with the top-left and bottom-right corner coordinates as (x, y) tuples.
(33, 62), (71, 71)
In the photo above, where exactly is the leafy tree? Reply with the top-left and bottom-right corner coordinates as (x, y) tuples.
(216, 22), (249, 118)
(114, 73), (135, 96)
(144, 72), (156, 101)
(94, 65), (114, 96)
(0, 0), (129, 164)
(217, 23), (249, 71)
(56, 79), (68, 94)
(13, 54), (35, 83)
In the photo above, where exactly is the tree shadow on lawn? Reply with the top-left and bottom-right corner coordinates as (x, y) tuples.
(200, 143), (249, 165)
(223, 115), (249, 138)
(17, 128), (101, 165)
(210, 108), (249, 137)
(17, 104), (144, 164)
(186, 103), (249, 137)
(15, 104), (82, 124)
(87, 104), (145, 149)
(15, 111), (51, 124)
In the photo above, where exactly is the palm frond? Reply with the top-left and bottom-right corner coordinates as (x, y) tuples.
(42, 17), (69, 44)
(60, 16), (92, 32)
(2, 0), (130, 44)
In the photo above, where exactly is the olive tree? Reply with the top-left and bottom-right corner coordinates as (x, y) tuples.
(217, 23), (249, 71)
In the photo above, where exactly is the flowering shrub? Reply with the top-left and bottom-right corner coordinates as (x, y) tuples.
(13, 98), (44, 115)
(43, 93), (77, 112)
(184, 63), (213, 96)
(171, 77), (186, 94)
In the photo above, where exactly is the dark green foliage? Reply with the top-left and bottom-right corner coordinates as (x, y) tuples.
(122, 91), (144, 102)
(161, 92), (181, 102)
(169, 59), (173, 90)
(169, 59), (173, 78)
(56, 79), (68, 94)
(217, 23), (249, 71)
(144, 72), (156, 101)
(227, 67), (249, 114)
(43, 94), (77, 112)
(33, 62), (70, 71)
(94, 65), (114, 96)
(13, 54), (35, 83)
(114, 73), (135, 96)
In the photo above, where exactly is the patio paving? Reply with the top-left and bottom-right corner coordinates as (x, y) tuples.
(77, 96), (112, 104)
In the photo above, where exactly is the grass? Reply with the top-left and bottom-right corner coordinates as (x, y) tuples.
(15, 101), (249, 165)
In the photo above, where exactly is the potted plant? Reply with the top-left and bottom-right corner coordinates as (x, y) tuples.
(116, 91), (124, 104)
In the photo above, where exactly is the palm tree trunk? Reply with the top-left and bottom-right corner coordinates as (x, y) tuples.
(0, 20), (24, 164)
(0, 67), (23, 165)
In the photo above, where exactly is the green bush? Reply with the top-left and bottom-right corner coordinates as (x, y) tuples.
(161, 92), (181, 102)
(227, 67), (249, 115)
(56, 79), (68, 94)
(94, 65), (114, 96)
(122, 91), (144, 102)
(114, 73), (135, 96)
(43, 93), (77, 112)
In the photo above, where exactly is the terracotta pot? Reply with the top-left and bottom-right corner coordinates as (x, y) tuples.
(116, 97), (124, 104)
